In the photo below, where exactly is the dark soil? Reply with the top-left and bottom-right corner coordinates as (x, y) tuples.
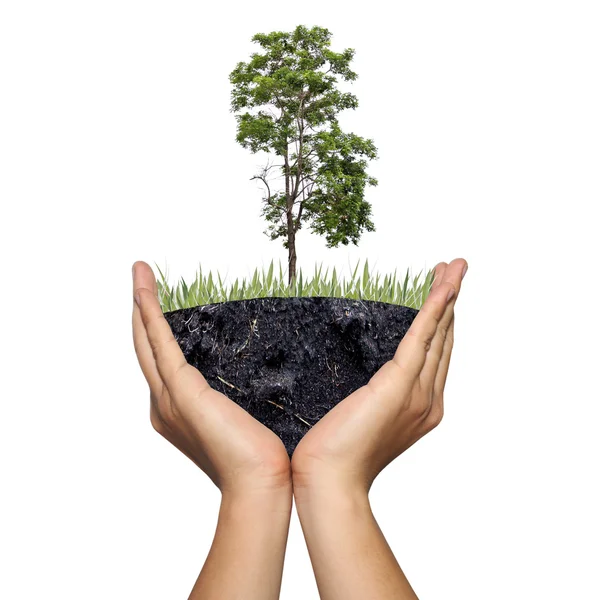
(164, 297), (419, 456)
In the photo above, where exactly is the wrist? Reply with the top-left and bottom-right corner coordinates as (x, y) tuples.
(293, 473), (371, 515)
(292, 455), (370, 502)
(219, 459), (293, 500)
(221, 480), (293, 515)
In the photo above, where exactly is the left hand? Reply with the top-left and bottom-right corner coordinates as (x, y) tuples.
(131, 261), (292, 497)
(291, 258), (468, 496)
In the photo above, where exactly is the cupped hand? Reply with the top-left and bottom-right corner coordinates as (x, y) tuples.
(131, 261), (291, 497)
(291, 258), (468, 496)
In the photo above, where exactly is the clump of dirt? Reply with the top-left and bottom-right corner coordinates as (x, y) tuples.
(164, 296), (418, 456)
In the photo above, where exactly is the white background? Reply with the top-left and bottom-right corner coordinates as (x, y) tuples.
(1, 1), (599, 598)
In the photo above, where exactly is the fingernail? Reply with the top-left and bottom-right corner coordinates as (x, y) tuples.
(132, 264), (136, 280)
(134, 292), (140, 307)
(462, 263), (468, 279)
(446, 287), (456, 303)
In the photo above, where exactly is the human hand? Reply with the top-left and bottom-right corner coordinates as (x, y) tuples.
(131, 260), (292, 497)
(291, 258), (467, 497)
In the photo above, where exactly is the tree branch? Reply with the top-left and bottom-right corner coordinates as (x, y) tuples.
(291, 91), (308, 201)
(289, 147), (317, 171)
(294, 201), (304, 233)
(250, 173), (272, 205)
(250, 159), (279, 206)
(292, 175), (317, 202)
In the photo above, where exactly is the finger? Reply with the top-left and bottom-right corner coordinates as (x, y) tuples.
(135, 276), (191, 397)
(369, 280), (456, 401)
(429, 258), (466, 400)
(433, 312), (454, 402)
(132, 261), (165, 401)
(418, 258), (466, 395)
(430, 262), (448, 292)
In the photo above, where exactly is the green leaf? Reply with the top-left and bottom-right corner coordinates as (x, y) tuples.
(181, 278), (189, 302)
(267, 259), (274, 291)
(155, 257), (430, 311)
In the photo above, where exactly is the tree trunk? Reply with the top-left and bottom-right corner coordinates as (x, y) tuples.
(287, 226), (297, 286)
(284, 147), (297, 287)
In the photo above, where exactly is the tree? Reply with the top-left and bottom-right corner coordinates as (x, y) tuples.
(229, 25), (378, 285)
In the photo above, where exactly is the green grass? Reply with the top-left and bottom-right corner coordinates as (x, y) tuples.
(156, 259), (435, 313)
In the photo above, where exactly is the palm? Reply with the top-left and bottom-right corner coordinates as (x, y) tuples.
(296, 384), (375, 454)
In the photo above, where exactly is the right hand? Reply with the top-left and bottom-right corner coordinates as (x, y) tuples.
(291, 258), (467, 496)
(131, 260), (292, 497)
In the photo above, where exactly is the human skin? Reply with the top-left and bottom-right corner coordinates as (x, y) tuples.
(132, 257), (466, 600)
(131, 261), (293, 600)
(290, 257), (467, 600)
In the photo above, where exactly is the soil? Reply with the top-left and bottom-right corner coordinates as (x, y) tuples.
(164, 296), (419, 456)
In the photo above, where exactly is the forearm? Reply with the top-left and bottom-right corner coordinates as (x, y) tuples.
(189, 485), (293, 600)
(295, 482), (418, 600)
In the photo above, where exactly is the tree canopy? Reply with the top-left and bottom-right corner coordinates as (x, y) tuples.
(230, 25), (378, 283)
